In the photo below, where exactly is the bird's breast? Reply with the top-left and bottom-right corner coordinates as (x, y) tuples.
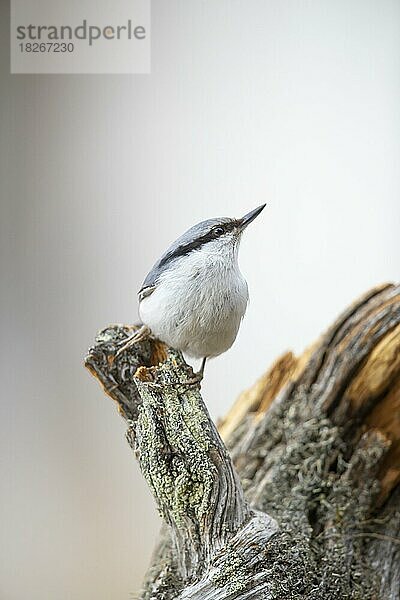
(139, 252), (249, 357)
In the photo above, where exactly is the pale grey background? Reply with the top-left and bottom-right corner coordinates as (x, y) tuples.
(1, 1), (399, 599)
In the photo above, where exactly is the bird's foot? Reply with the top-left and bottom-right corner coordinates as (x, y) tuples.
(182, 357), (207, 387)
(183, 371), (204, 387)
(113, 324), (151, 361)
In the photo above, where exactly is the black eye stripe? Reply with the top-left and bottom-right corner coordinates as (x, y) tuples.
(159, 232), (216, 266)
(157, 220), (239, 268)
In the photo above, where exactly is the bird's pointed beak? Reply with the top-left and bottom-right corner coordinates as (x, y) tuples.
(238, 204), (266, 230)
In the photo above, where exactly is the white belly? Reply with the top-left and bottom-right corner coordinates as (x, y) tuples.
(139, 251), (249, 358)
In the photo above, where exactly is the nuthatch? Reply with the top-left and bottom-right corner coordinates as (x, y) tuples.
(116, 204), (266, 380)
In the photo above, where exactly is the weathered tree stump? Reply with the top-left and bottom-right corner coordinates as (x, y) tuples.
(85, 283), (400, 599)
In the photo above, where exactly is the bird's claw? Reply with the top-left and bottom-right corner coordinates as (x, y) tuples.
(111, 325), (151, 363)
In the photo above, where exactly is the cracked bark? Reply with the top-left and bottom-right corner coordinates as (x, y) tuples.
(85, 283), (400, 599)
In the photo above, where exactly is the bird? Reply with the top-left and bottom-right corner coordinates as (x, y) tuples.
(115, 204), (266, 381)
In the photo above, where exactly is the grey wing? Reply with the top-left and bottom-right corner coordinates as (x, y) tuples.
(138, 285), (156, 302)
(138, 260), (167, 302)
(137, 226), (197, 299)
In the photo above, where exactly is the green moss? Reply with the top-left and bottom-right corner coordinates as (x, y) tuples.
(211, 551), (247, 592)
(135, 367), (215, 529)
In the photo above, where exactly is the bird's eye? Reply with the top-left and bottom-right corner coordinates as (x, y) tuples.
(213, 226), (224, 236)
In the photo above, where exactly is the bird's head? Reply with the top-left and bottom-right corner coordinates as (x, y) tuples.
(158, 204), (266, 268)
(205, 203), (266, 247)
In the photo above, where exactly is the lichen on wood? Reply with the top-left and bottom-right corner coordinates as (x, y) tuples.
(85, 283), (400, 599)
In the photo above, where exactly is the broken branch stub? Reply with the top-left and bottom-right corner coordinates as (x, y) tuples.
(130, 351), (254, 581)
(85, 327), (276, 594)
